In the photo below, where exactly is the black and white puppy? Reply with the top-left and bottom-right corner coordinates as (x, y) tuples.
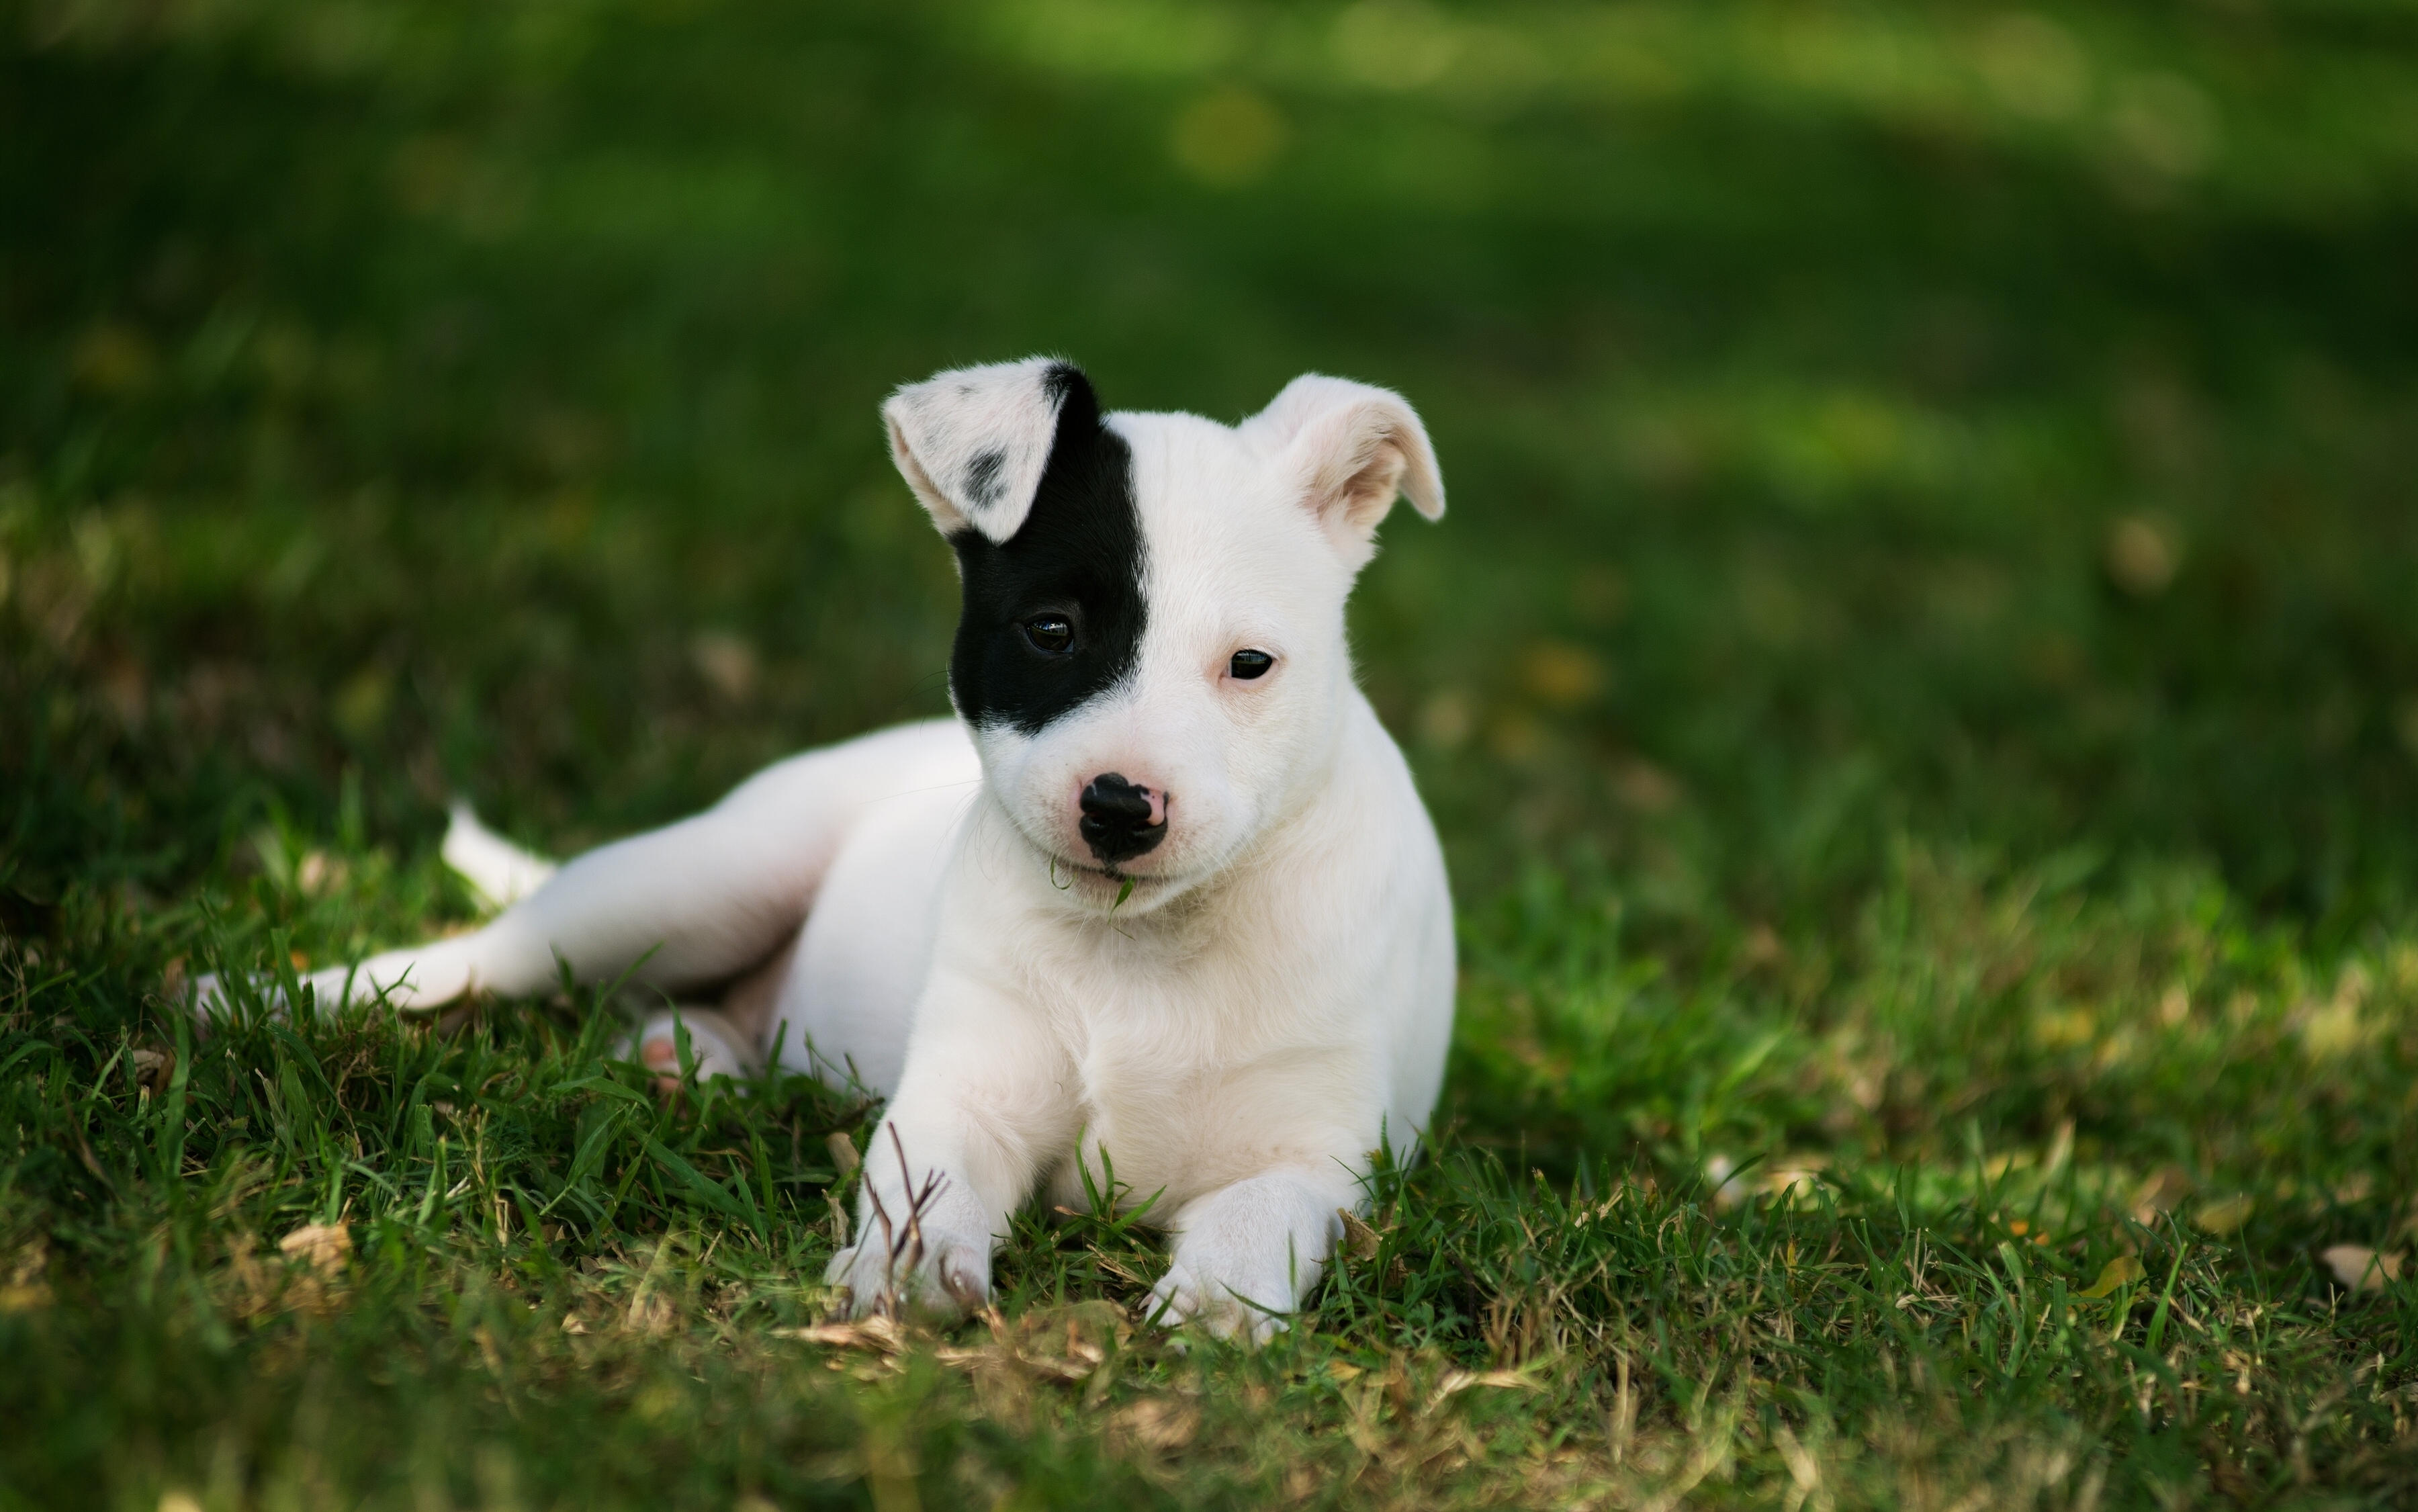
(208, 359), (1456, 1339)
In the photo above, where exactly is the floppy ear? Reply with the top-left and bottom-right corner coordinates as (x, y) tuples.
(883, 357), (1087, 543)
(1241, 373), (1445, 566)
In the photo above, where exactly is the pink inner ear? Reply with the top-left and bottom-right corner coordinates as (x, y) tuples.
(1293, 397), (1444, 549)
(885, 413), (969, 535)
(1336, 437), (1413, 532)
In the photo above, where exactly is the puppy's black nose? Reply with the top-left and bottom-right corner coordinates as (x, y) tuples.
(1078, 772), (1167, 864)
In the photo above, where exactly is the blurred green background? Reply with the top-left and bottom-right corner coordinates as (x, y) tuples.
(5, 0), (2417, 1140)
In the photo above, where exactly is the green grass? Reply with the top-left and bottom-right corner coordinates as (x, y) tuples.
(6, 0), (2418, 1505)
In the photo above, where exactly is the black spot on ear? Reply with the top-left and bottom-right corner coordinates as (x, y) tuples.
(962, 449), (1007, 508)
(947, 365), (1145, 734)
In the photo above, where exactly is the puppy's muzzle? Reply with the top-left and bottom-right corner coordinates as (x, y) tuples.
(1078, 773), (1167, 865)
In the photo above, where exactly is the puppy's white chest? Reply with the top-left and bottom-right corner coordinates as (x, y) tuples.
(1045, 944), (1353, 1214)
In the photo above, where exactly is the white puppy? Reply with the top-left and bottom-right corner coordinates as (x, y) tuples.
(207, 359), (1455, 1339)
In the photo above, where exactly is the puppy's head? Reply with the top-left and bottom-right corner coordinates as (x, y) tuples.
(885, 358), (1443, 913)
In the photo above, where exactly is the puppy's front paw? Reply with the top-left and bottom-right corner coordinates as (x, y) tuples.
(1147, 1257), (1291, 1346)
(825, 1230), (990, 1320)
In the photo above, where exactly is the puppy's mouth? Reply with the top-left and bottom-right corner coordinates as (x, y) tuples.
(1052, 854), (1161, 885)
(1047, 852), (1181, 901)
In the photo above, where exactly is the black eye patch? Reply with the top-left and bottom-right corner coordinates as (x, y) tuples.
(946, 366), (1145, 733)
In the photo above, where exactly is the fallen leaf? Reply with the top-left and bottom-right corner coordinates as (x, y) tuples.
(296, 850), (339, 895)
(1519, 640), (1603, 707)
(1112, 1396), (1200, 1451)
(625, 1290), (675, 1336)
(1609, 756), (1681, 811)
(2320, 1244), (2405, 1293)
(2131, 1165), (2192, 1223)
(775, 1317), (904, 1355)
(2077, 1255), (2146, 1298)
(2106, 515), (2178, 596)
(130, 1047), (175, 1096)
(1338, 1208), (1383, 1262)
(688, 631), (760, 702)
(1427, 1369), (1539, 1412)
(825, 1132), (861, 1177)
(1707, 1153), (1825, 1211)
(1018, 1351), (1095, 1383)
(277, 1222), (351, 1276)
(2195, 1194), (2254, 1235)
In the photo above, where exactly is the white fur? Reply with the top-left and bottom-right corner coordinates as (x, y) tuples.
(201, 365), (1454, 1342)
(441, 801), (557, 911)
(883, 357), (1070, 543)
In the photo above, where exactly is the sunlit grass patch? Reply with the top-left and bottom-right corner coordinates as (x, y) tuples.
(7, 881), (2417, 1507)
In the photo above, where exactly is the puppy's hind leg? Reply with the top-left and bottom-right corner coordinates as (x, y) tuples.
(193, 805), (570, 1024)
(711, 930), (799, 1053)
(621, 932), (798, 1094)
(194, 720), (975, 1026)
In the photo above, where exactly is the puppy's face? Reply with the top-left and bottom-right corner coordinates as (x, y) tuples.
(885, 359), (1444, 913)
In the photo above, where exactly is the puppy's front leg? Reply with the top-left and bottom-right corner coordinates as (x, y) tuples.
(1151, 1167), (1357, 1345)
(827, 973), (1074, 1317)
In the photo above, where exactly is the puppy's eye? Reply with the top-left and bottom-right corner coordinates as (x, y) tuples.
(1229, 649), (1275, 680)
(1022, 615), (1075, 654)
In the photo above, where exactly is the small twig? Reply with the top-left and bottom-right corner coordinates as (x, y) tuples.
(858, 1124), (950, 1319)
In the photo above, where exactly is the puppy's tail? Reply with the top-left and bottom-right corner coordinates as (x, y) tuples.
(442, 799), (558, 912)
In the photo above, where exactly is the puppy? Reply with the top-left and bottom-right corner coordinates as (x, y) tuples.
(207, 359), (1455, 1339)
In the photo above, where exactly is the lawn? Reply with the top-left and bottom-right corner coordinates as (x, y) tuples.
(6, 1), (2418, 1505)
